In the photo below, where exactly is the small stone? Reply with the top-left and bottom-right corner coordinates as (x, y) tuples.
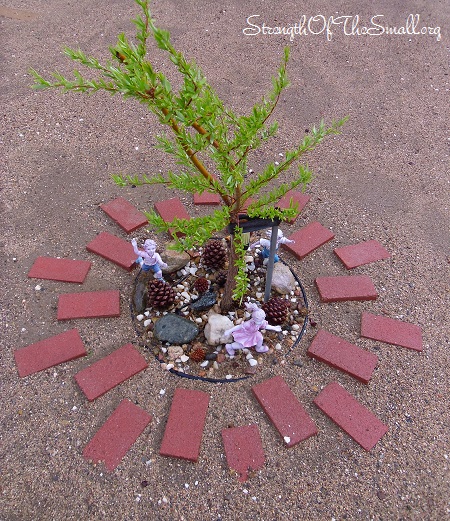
(166, 363), (174, 371)
(190, 290), (217, 312)
(248, 358), (258, 367)
(200, 360), (209, 368)
(143, 319), (152, 327)
(205, 352), (218, 361)
(272, 262), (296, 294)
(255, 292), (263, 299)
(159, 389), (166, 396)
(181, 291), (191, 301)
(284, 436), (291, 444)
(180, 354), (189, 363)
(136, 314), (145, 321)
(275, 343), (282, 350)
(168, 345), (184, 360)
(204, 313), (234, 345)
(35, 285), (42, 291)
(225, 374), (233, 380)
(293, 359), (303, 367)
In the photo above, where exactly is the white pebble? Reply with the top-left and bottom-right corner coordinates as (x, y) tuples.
(246, 353), (253, 360)
(176, 284), (185, 291)
(284, 436), (291, 444)
(248, 358), (258, 367)
(292, 324), (300, 330)
(189, 267), (198, 275)
(225, 374), (233, 380)
(195, 317), (203, 324)
(159, 389), (166, 395)
(143, 319), (152, 327)
(181, 291), (191, 301)
(180, 355), (189, 363)
(256, 292), (263, 299)
(161, 347), (167, 353)
(34, 284), (42, 291)
(166, 364), (174, 371)
(213, 361), (219, 370)
(144, 311), (150, 317)
(275, 343), (282, 350)
(200, 360), (209, 367)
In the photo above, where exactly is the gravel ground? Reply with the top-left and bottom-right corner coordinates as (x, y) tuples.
(1, 1), (449, 520)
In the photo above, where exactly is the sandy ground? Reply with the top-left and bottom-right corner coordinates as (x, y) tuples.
(1, 1), (449, 520)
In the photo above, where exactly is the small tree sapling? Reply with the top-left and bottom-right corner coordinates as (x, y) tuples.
(30, 0), (347, 311)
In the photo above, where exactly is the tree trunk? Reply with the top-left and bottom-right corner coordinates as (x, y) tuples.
(220, 237), (238, 312)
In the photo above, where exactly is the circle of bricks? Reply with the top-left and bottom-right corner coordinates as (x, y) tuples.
(129, 257), (309, 383)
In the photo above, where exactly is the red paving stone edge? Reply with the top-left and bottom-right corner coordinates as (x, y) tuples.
(28, 257), (92, 283)
(221, 424), (266, 482)
(83, 399), (152, 472)
(14, 329), (87, 378)
(361, 312), (423, 351)
(100, 197), (148, 234)
(282, 221), (334, 259)
(334, 239), (391, 269)
(252, 375), (318, 447)
(159, 388), (210, 462)
(307, 329), (378, 384)
(315, 275), (378, 302)
(86, 232), (137, 271)
(314, 381), (388, 451)
(74, 344), (148, 401)
(57, 290), (121, 320)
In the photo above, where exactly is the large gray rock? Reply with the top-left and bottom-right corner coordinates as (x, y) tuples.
(204, 313), (234, 346)
(161, 243), (190, 274)
(271, 262), (296, 295)
(154, 314), (199, 344)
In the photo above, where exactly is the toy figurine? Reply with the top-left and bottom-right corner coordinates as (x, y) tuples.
(224, 302), (282, 356)
(131, 238), (168, 280)
(249, 229), (294, 263)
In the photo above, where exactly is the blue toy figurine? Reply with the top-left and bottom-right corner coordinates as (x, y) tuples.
(131, 238), (168, 279)
(249, 229), (294, 264)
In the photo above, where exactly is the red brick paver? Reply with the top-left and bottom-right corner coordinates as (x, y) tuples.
(83, 399), (152, 472)
(315, 275), (378, 302)
(307, 329), (378, 384)
(361, 312), (423, 351)
(160, 388), (210, 462)
(252, 375), (317, 447)
(334, 240), (391, 269)
(86, 232), (136, 271)
(57, 290), (121, 320)
(154, 198), (191, 237)
(277, 190), (310, 223)
(282, 221), (334, 259)
(222, 424), (265, 482)
(100, 197), (148, 233)
(314, 381), (388, 451)
(28, 257), (91, 283)
(193, 192), (221, 205)
(74, 343), (148, 401)
(14, 329), (86, 378)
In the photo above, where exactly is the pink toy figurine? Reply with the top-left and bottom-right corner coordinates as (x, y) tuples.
(224, 302), (282, 356)
(131, 238), (168, 280)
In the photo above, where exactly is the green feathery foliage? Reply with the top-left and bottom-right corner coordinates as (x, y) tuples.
(30, 0), (347, 309)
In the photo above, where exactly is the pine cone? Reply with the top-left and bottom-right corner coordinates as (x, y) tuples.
(262, 297), (290, 325)
(147, 279), (175, 309)
(202, 240), (227, 270)
(193, 277), (209, 294)
(189, 347), (206, 363)
(215, 270), (227, 287)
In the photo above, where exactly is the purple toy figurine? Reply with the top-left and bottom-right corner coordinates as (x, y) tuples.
(249, 229), (294, 263)
(131, 238), (168, 280)
(224, 302), (282, 356)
